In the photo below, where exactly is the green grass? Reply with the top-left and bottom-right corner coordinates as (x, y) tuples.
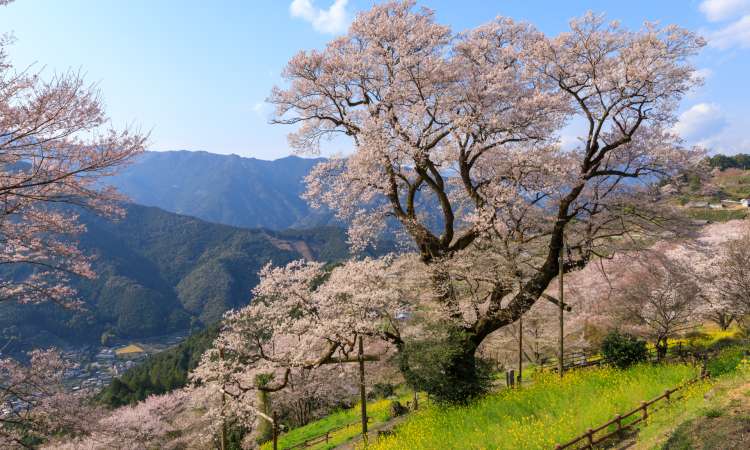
(261, 392), (415, 450)
(367, 364), (699, 450)
(686, 208), (747, 222)
(635, 354), (750, 449)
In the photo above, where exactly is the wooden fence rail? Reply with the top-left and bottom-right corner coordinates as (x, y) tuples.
(540, 341), (689, 373)
(553, 372), (709, 449)
(284, 417), (373, 449)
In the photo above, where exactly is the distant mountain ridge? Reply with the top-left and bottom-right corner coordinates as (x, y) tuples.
(107, 150), (335, 229)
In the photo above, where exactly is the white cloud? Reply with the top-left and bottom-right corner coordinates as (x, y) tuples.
(673, 103), (728, 142)
(687, 68), (713, 99)
(708, 14), (750, 49)
(693, 67), (714, 81)
(699, 0), (750, 49)
(699, 0), (750, 22)
(252, 102), (270, 118)
(691, 113), (750, 153)
(290, 0), (350, 34)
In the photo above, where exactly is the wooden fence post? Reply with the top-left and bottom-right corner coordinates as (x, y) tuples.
(558, 237), (565, 378)
(272, 411), (278, 450)
(586, 428), (594, 447)
(641, 401), (648, 421)
(358, 335), (368, 440)
(615, 414), (622, 432)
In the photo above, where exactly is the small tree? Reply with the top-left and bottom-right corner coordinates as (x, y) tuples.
(399, 322), (493, 404)
(712, 230), (750, 332)
(613, 253), (701, 360)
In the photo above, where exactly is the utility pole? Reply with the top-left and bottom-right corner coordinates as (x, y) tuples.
(358, 335), (368, 439)
(272, 411), (278, 450)
(517, 315), (523, 385)
(558, 236), (565, 378)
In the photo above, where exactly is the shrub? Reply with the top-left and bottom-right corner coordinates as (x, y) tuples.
(703, 408), (723, 418)
(370, 383), (396, 400)
(707, 345), (748, 376)
(600, 331), (649, 369)
(389, 400), (408, 417)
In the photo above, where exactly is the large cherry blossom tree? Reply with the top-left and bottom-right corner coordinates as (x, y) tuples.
(269, 1), (704, 398)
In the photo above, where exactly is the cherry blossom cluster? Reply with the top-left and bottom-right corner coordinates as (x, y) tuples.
(0, 31), (145, 307)
(0, 350), (95, 448)
(192, 257), (405, 438)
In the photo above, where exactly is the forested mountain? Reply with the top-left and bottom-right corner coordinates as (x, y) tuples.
(106, 150), (336, 229)
(0, 203), (353, 354)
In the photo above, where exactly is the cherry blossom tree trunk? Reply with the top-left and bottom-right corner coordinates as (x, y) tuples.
(716, 313), (733, 330)
(256, 389), (272, 443)
(656, 337), (668, 361)
(442, 342), (481, 396)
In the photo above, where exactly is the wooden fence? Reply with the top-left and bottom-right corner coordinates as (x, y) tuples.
(553, 371), (709, 449)
(282, 417), (372, 449)
(540, 341), (690, 373)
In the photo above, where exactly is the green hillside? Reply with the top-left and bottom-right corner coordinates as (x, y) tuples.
(0, 204), (355, 354)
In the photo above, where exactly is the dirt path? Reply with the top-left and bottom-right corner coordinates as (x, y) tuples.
(659, 378), (750, 449)
(333, 414), (411, 450)
(626, 375), (750, 450)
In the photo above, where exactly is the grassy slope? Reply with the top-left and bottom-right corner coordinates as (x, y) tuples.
(367, 364), (699, 450)
(260, 392), (417, 450)
(712, 168), (750, 199)
(686, 208), (747, 222)
(633, 346), (750, 449)
(262, 329), (744, 450)
(677, 168), (750, 222)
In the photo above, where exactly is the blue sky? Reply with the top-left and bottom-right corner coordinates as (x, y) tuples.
(0, 0), (748, 159)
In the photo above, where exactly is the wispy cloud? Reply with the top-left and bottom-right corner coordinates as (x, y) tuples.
(673, 103), (728, 142)
(290, 0), (350, 34)
(252, 102), (269, 118)
(708, 14), (750, 49)
(699, 0), (750, 22)
(693, 67), (714, 81)
(699, 0), (750, 49)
